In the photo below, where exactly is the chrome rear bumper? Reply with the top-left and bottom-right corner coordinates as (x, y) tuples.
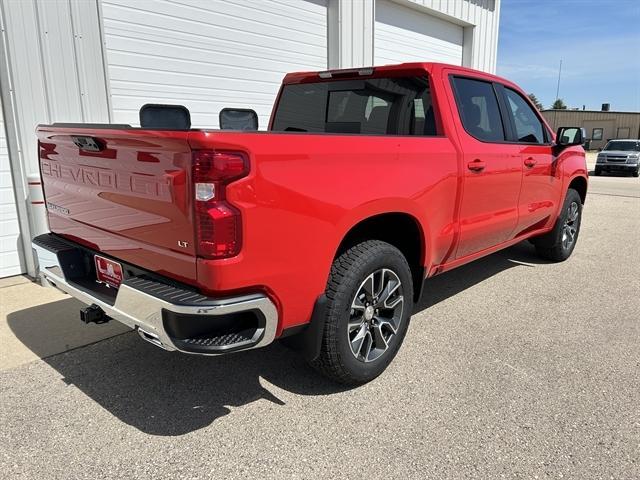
(32, 235), (278, 355)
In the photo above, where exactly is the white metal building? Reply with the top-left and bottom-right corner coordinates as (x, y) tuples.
(0, 0), (500, 278)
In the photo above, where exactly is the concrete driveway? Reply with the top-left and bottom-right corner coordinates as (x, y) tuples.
(1, 172), (638, 479)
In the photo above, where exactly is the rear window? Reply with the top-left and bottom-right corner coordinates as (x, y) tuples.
(272, 77), (437, 136)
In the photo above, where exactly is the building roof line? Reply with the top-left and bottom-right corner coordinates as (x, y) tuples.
(541, 109), (640, 115)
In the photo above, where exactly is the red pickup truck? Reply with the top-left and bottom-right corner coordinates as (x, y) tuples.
(33, 63), (587, 384)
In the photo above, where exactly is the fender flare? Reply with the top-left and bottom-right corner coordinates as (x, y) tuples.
(331, 199), (431, 267)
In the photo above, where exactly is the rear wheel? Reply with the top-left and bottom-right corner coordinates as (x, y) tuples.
(311, 240), (413, 385)
(533, 189), (583, 262)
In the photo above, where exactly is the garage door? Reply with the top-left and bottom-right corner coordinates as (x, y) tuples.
(0, 98), (24, 278)
(375, 0), (463, 66)
(101, 0), (328, 129)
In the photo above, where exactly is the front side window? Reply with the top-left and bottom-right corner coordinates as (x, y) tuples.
(451, 77), (505, 142)
(272, 77), (437, 136)
(504, 88), (546, 144)
(592, 128), (604, 141)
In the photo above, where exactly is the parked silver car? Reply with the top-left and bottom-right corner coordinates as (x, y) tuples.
(595, 139), (640, 177)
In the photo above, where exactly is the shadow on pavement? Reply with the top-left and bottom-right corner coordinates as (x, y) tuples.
(8, 305), (348, 436)
(8, 241), (547, 436)
(415, 240), (548, 313)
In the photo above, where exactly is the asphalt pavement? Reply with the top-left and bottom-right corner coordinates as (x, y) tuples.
(1, 171), (638, 479)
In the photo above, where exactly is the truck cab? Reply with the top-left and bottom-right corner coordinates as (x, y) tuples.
(33, 63), (588, 384)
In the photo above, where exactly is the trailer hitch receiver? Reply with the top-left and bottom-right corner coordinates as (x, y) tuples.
(80, 304), (111, 324)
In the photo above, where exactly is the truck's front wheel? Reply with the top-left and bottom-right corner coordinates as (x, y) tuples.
(311, 240), (413, 385)
(532, 188), (583, 262)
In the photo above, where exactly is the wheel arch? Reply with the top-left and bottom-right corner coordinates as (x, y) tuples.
(334, 211), (427, 303)
(285, 210), (428, 364)
(568, 175), (588, 204)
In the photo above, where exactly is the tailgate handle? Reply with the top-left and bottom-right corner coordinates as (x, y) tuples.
(72, 136), (104, 152)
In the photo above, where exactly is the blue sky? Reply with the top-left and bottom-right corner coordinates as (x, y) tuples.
(497, 0), (640, 111)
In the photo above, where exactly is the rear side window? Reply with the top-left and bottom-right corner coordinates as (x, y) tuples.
(504, 88), (546, 144)
(452, 77), (505, 142)
(272, 77), (437, 136)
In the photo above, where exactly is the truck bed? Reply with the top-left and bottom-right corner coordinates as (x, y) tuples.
(37, 124), (459, 330)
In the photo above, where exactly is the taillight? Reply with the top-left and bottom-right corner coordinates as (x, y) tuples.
(193, 150), (249, 259)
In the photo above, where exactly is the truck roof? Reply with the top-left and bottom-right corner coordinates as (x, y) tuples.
(282, 62), (517, 89)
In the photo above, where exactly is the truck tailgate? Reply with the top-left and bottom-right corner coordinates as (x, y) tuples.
(37, 126), (197, 283)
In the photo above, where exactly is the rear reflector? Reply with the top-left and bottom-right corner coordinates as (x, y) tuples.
(195, 201), (242, 258)
(192, 151), (248, 259)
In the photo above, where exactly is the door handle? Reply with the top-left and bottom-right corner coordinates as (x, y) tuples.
(467, 159), (486, 172)
(524, 157), (537, 168)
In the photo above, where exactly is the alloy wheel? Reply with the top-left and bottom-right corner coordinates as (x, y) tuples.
(562, 201), (580, 250)
(348, 268), (404, 362)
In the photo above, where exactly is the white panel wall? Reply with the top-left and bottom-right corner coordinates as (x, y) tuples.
(403, 0), (501, 73)
(0, 0), (110, 276)
(328, 0), (374, 68)
(101, 0), (328, 129)
(375, 0), (463, 65)
(37, 0), (111, 124)
(1, 0), (109, 176)
(330, 0), (500, 73)
(0, 97), (23, 277)
(1, 0), (49, 179)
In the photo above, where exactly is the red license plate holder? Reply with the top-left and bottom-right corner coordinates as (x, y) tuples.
(94, 255), (123, 289)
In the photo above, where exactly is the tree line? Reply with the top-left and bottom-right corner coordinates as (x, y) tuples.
(527, 93), (567, 111)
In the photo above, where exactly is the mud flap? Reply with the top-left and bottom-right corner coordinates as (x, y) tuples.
(280, 294), (328, 362)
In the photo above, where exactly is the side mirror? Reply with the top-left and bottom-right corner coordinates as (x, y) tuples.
(219, 108), (258, 131)
(556, 127), (585, 147)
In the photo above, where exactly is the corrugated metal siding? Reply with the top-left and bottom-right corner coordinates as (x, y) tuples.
(542, 110), (640, 131)
(403, 0), (500, 73)
(0, 0), (109, 176)
(0, 97), (23, 277)
(330, 0), (500, 73)
(0, 0), (109, 276)
(542, 110), (640, 149)
(328, 0), (374, 68)
(375, 0), (463, 65)
(1, 0), (50, 177)
(101, 0), (328, 128)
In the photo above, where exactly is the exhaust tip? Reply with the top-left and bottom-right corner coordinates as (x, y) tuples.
(137, 327), (170, 350)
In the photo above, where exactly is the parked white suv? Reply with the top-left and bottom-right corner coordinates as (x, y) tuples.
(595, 139), (640, 177)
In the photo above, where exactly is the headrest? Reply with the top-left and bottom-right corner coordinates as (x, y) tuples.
(139, 104), (191, 130)
(464, 102), (482, 127)
(367, 106), (389, 133)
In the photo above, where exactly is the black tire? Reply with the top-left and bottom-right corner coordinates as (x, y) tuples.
(310, 240), (413, 385)
(632, 168), (639, 178)
(534, 189), (583, 262)
(594, 167), (602, 176)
